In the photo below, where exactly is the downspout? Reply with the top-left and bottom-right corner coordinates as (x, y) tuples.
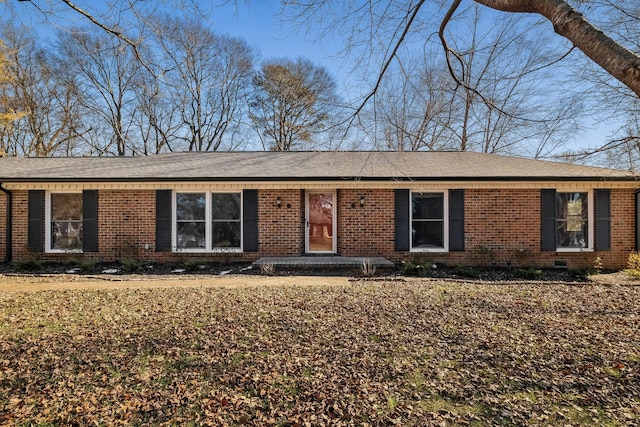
(0, 183), (12, 262)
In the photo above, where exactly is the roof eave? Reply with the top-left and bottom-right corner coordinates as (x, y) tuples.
(0, 175), (635, 183)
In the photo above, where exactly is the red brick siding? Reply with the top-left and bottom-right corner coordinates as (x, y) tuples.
(0, 190), (6, 260)
(337, 189), (395, 257)
(5, 187), (638, 269)
(606, 188), (636, 269)
(98, 190), (156, 261)
(425, 188), (635, 270)
(11, 190), (31, 261)
(257, 189), (304, 256)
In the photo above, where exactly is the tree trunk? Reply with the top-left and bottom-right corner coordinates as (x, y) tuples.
(474, 0), (640, 97)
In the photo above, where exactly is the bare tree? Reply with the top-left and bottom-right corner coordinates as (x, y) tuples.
(372, 52), (455, 151)
(131, 66), (180, 155)
(10, 0), (207, 69)
(0, 23), (87, 157)
(150, 15), (256, 152)
(282, 1), (640, 126)
(249, 57), (338, 151)
(360, 5), (580, 156)
(56, 29), (141, 156)
(465, 0), (640, 97)
(444, 5), (581, 156)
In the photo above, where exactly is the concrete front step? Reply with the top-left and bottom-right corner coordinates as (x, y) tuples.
(251, 256), (395, 270)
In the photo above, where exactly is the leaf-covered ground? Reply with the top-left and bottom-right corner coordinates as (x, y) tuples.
(1, 279), (639, 426)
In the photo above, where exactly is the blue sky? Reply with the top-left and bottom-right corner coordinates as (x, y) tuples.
(208, 1), (353, 92)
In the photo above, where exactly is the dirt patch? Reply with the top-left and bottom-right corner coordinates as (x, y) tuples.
(0, 273), (350, 292)
(588, 271), (640, 286)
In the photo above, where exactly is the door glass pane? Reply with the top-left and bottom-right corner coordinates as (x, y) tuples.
(308, 193), (333, 252)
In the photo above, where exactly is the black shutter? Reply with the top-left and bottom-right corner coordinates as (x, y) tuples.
(595, 189), (611, 251)
(449, 189), (465, 251)
(395, 189), (410, 251)
(82, 190), (98, 252)
(541, 189), (556, 251)
(155, 190), (172, 252)
(28, 190), (44, 252)
(243, 189), (258, 252)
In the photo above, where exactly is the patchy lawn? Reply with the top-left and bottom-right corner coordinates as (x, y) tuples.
(1, 279), (639, 426)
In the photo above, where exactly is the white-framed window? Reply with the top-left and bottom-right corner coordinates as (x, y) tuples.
(411, 191), (448, 252)
(173, 191), (242, 252)
(45, 191), (83, 252)
(556, 191), (593, 251)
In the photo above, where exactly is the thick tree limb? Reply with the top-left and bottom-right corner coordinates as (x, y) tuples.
(474, 0), (640, 97)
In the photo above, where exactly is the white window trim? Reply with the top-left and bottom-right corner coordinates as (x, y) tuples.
(410, 190), (449, 253)
(555, 189), (594, 252)
(172, 191), (243, 253)
(45, 190), (83, 253)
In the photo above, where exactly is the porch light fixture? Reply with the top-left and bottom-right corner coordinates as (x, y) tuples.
(276, 197), (282, 208)
(360, 196), (366, 208)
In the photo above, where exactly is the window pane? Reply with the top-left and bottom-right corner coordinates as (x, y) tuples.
(51, 193), (82, 221)
(212, 221), (241, 248)
(50, 193), (83, 250)
(176, 193), (205, 220)
(52, 221), (83, 250)
(412, 221), (444, 249)
(212, 193), (241, 220)
(413, 193), (443, 220)
(177, 222), (206, 249)
(556, 192), (588, 248)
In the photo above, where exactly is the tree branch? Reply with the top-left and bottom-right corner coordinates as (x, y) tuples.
(474, 0), (640, 97)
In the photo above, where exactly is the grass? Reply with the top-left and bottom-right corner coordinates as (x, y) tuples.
(0, 280), (639, 425)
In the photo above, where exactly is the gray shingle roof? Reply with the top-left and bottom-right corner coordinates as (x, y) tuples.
(0, 151), (635, 182)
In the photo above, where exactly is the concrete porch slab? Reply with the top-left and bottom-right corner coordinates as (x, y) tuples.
(252, 256), (395, 270)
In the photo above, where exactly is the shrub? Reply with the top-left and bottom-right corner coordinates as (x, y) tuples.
(625, 252), (640, 279)
(259, 263), (275, 276)
(452, 265), (480, 279)
(13, 259), (43, 272)
(74, 259), (97, 273)
(360, 258), (376, 277)
(401, 257), (435, 277)
(514, 267), (543, 280)
(120, 258), (142, 273)
(184, 260), (206, 272)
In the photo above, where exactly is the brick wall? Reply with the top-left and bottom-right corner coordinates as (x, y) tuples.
(98, 190), (156, 262)
(4, 187), (638, 269)
(0, 190), (5, 261)
(11, 190), (31, 261)
(606, 188), (636, 269)
(423, 188), (635, 270)
(337, 189), (395, 257)
(258, 189), (304, 256)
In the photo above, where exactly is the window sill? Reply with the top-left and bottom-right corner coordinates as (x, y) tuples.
(174, 248), (243, 254)
(556, 248), (594, 253)
(46, 249), (83, 254)
(411, 248), (448, 253)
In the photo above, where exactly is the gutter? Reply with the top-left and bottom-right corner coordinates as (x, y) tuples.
(0, 183), (11, 262)
(0, 175), (637, 182)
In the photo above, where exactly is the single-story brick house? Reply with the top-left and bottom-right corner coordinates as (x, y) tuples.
(0, 151), (638, 269)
